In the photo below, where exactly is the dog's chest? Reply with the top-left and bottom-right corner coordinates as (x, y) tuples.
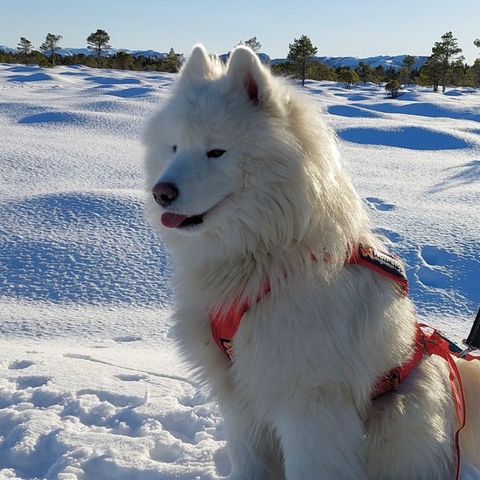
(222, 279), (362, 399)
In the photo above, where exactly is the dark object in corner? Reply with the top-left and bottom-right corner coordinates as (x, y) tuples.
(464, 307), (480, 351)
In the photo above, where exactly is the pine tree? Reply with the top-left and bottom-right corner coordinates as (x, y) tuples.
(473, 39), (480, 88)
(372, 65), (386, 86)
(309, 62), (337, 81)
(471, 59), (480, 88)
(235, 36), (262, 53)
(164, 48), (182, 72)
(402, 55), (416, 84)
(114, 51), (134, 70)
(244, 37), (261, 52)
(431, 32), (463, 92)
(450, 59), (467, 86)
(87, 29), (111, 59)
(403, 55), (416, 70)
(398, 68), (409, 86)
(270, 62), (296, 77)
(40, 33), (62, 66)
(385, 79), (401, 98)
(418, 58), (442, 92)
(356, 62), (374, 85)
(338, 69), (360, 89)
(17, 37), (33, 65)
(287, 35), (318, 86)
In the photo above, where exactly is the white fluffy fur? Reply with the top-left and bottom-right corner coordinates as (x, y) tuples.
(144, 45), (480, 479)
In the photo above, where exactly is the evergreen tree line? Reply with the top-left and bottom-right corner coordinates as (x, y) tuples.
(4, 31), (480, 92)
(8, 30), (182, 72)
(278, 33), (480, 93)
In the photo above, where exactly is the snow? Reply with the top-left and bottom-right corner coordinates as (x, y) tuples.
(0, 64), (479, 479)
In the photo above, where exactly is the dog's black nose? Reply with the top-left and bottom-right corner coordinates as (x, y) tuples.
(152, 182), (179, 207)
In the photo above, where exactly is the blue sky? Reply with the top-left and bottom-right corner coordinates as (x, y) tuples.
(1, 0), (479, 63)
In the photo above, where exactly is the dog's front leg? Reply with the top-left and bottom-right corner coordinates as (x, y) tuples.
(223, 399), (284, 480)
(275, 396), (368, 480)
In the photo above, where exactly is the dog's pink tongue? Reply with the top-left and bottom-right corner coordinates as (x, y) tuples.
(161, 212), (188, 228)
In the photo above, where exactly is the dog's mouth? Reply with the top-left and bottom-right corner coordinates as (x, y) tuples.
(160, 195), (232, 230)
(161, 212), (204, 229)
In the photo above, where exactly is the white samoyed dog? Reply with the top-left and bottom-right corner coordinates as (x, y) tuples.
(144, 45), (480, 479)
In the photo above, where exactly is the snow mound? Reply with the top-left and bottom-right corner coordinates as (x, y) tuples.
(18, 112), (85, 125)
(328, 105), (382, 118)
(352, 101), (480, 122)
(8, 72), (64, 83)
(106, 87), (155, 98)
(4, 66), (43, 73)
(87, 76), (144, 86)
(0, 192), (171, 305)
(339, 126), (471, 150)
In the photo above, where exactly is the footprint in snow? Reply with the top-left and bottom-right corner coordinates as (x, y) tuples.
(417, 266), (450, 289)
(8, 359), (35, 370)
(374, 228), (403, 244)
(64, 353), (92, 360)
(420, 245), (448, 266)
(77, 388), (143, 407)
(113, 335), (143, 343)
(116, 373), (147, 382)
(179, 390), (208, 408)
(214, 446), (231, 477)
(417, 245), (452, 289)
(365, 197), (396, 212)
(16, 375), (51, 389)
(149, 441), (183, 463)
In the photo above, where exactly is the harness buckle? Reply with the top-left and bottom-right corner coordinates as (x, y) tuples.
(390, 371), (400, 391)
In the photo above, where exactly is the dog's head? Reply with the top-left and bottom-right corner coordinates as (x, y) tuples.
(144, 45), (366, 263)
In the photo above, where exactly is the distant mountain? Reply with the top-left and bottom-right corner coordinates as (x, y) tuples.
(0, 45), (16, 54)
(271, 55), (429, 70)
(127, 49), (168, 59)
(218, 52), (271, 64)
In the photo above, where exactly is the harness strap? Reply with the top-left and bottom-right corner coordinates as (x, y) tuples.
(210, 281), (271, 359)
(417, 325), (467, 480)
(348, 244), (409, 295)
(371, 325), (424, 399)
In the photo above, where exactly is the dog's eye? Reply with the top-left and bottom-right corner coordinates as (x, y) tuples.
(207, 149), (226, 158)
(172, 145), (177, 153)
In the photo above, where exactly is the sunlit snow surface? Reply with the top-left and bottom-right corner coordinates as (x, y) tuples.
(0, 65), (479, 479)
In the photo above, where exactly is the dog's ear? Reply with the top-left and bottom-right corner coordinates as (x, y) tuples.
(179, 45), (212, 84)
(227, 46), (270, 105)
